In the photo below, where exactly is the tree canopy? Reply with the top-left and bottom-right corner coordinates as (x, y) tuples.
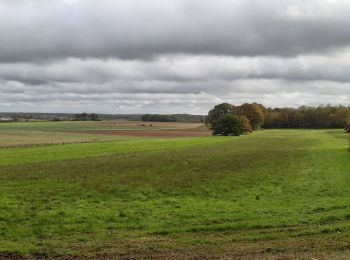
(236, 103), (265, 130)
(207, 103), (235, 127)
(264, 105), (350, 129)
(207, 103), (350, 136)
(212, 115), (242, 136)
(207, 102), (265, 135)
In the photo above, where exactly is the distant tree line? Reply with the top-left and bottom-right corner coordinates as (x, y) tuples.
(0, 112), (205, 123)
(172, 114), (205, 123)
(207, 103), (350, 136)
(264, 105), (350, 129)
(99, 114), (142, 121)
(142, 114), (177, 122)
(73, 113), (101, 121)
(141, 114), (204, 123)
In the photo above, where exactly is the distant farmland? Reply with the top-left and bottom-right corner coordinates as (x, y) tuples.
(0, 121), (349, 259)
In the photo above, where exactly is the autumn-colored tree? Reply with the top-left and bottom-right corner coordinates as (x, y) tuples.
(239, 115), (253, 133)
(236, 103), (264, 130)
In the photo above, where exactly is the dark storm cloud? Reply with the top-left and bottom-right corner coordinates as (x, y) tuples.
(1, 0), (350, 62)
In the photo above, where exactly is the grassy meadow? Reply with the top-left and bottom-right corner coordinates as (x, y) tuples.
(0, 123), (349, 258)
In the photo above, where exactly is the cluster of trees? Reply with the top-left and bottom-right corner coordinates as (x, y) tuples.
(142, 114), (177, 122)
(265, 105), (350, 129)
(73, 113), (100, 121)
(207, 103), (264, 136)
(207, 103), (350, 136)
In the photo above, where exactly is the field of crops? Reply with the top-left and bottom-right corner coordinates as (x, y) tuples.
(0, 122), (349, 259)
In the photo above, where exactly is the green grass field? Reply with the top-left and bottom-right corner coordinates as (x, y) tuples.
(0, 128), (349, 258)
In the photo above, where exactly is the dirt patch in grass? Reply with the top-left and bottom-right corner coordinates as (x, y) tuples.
(69, 130), (212, 138)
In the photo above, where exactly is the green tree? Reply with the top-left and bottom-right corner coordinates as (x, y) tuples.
(212, 115), (242, 136)
(207, 103), (235, 128)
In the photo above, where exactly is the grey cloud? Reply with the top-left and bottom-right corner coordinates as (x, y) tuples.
(1, 0), (350, 113)
(3, 53), (350, 87)
(1, 0), (350, 62)
(1, 73), (349, 113)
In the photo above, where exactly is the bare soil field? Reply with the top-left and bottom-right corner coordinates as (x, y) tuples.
(70, 129), (212, 137)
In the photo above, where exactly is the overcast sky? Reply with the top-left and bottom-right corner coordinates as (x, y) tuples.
(1, 0), (350, 114)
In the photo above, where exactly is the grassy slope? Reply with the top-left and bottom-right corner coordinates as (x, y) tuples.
(0, 129), (349, 258)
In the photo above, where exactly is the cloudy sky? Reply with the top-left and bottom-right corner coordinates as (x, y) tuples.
(1, 0), (350, 114)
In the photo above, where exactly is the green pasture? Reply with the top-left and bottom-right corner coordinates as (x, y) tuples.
(0, 129), (349, 258)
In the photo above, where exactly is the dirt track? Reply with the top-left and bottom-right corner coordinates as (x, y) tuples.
(70, 130), (212, 138)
